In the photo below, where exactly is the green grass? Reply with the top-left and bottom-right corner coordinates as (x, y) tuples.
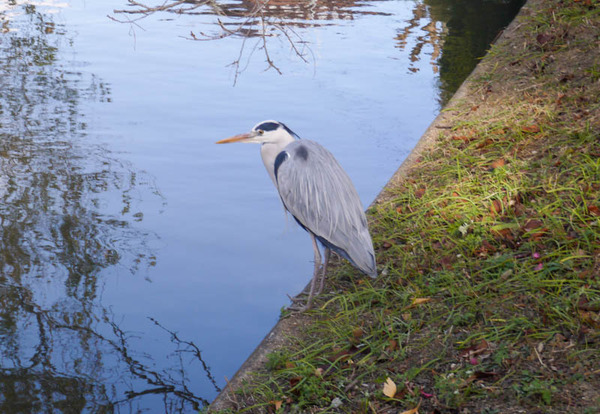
(211, 0), (600, 412)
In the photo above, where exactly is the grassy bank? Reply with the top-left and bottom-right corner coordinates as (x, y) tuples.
(210, 0), (600, 412)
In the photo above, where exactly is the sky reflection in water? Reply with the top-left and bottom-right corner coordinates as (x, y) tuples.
(0, 0), (523, 411)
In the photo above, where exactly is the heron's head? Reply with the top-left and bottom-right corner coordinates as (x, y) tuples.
(216, 120), (299, 145)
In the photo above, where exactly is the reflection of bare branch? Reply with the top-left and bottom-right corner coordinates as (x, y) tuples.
(1, 279), (215, 411)
(149, 317), (222, 394)
(113, 0), (221, 17)
(274, 23), (309, 64)
(260, 16), (282, 75)
(54, 310), (215, 410)
(111, 0), (312, 85)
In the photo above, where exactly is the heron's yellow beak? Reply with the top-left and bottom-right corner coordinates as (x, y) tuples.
(215, 133), (253, 144)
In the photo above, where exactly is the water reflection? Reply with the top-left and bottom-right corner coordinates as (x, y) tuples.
(396, 0), (526, 104)
(112, 0), (392, 82)
(0, 3), (215, 412)
(114, 0), (388, 22)
(114, 0), (524, 101)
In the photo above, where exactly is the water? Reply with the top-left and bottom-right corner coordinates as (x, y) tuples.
(0, 0), (523, 411)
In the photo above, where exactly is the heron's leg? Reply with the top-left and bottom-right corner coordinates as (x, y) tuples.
(303, 233), (322, 310)
(316, 247), (330, 295)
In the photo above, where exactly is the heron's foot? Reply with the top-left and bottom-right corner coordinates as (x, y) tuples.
(286, 294), (315, 312)
(286, 300), (313, 312)
(287, 293), (304, 302)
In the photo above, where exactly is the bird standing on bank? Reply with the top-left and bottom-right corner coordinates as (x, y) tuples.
(216, 120), (376, 310)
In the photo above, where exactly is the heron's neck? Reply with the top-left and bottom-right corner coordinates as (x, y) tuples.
(260, 135), (295, 185)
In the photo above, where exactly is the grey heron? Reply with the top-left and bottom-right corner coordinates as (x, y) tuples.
(216, 120), (377, 310)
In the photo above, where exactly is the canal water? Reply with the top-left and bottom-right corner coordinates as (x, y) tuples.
(0, 0), (523, 411)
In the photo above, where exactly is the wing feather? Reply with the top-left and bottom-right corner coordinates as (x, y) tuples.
(275, 140), (376, 277)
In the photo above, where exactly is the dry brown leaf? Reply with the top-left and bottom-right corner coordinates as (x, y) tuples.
(382, 240), (394, 249)
(399, 400), (421, 414)
(588, 205), (600, 216)
(578, 296), (600, 312)
(490, 199), (503, 215)
(523, 219), (544, 231)
(270, 400), (283, 410)
(352, 327), (364, 339)
(490, 158), (506, 169)
(578, 310), (600, 327)
(382, 377), (397, 398)
(476, 138), (494, 148)
(522, 124), (541, 133)
(491, 227), (513, 241)
(411, 297), (432, 306)
(414, 188), (426, 199)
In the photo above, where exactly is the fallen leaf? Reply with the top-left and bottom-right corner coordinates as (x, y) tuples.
(522, 124), (541, 133)
(315, 367), (324, 377)
(270, 400), (283, 410)
(490, 199), (503, 215)
(411, 297), (432, 306)
(523, 219), (544, 231)
(536, 33), (554, 46)
(490, 223), (518, 241)
(399, 401), (421, 414)
(459, 339), (492, 360)
(578, 296), (600, 312)
(476, 138), (494, 148)
(414, 188), (426, 199)
(490, 158), (506, 169)
(578, 309), (600, 327)
(466, 371), (500, 383)
(560, 73), (575, 83)
(352, 327), (364, 340)
(588, 205), (600, 216)
(382, 377), (397, 398)
(388, 339), (398, 351)
(382, 240), (394, 249)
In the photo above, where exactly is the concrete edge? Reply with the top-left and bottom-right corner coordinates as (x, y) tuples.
(209, 1), (533, 410)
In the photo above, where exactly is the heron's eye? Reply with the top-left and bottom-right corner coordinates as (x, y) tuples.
(258, 130), (264, 135)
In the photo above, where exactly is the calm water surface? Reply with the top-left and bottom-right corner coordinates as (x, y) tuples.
(0, 0), (523, 411)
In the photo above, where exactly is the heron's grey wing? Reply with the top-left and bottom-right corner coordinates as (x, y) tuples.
(275, 140), (376, 277)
